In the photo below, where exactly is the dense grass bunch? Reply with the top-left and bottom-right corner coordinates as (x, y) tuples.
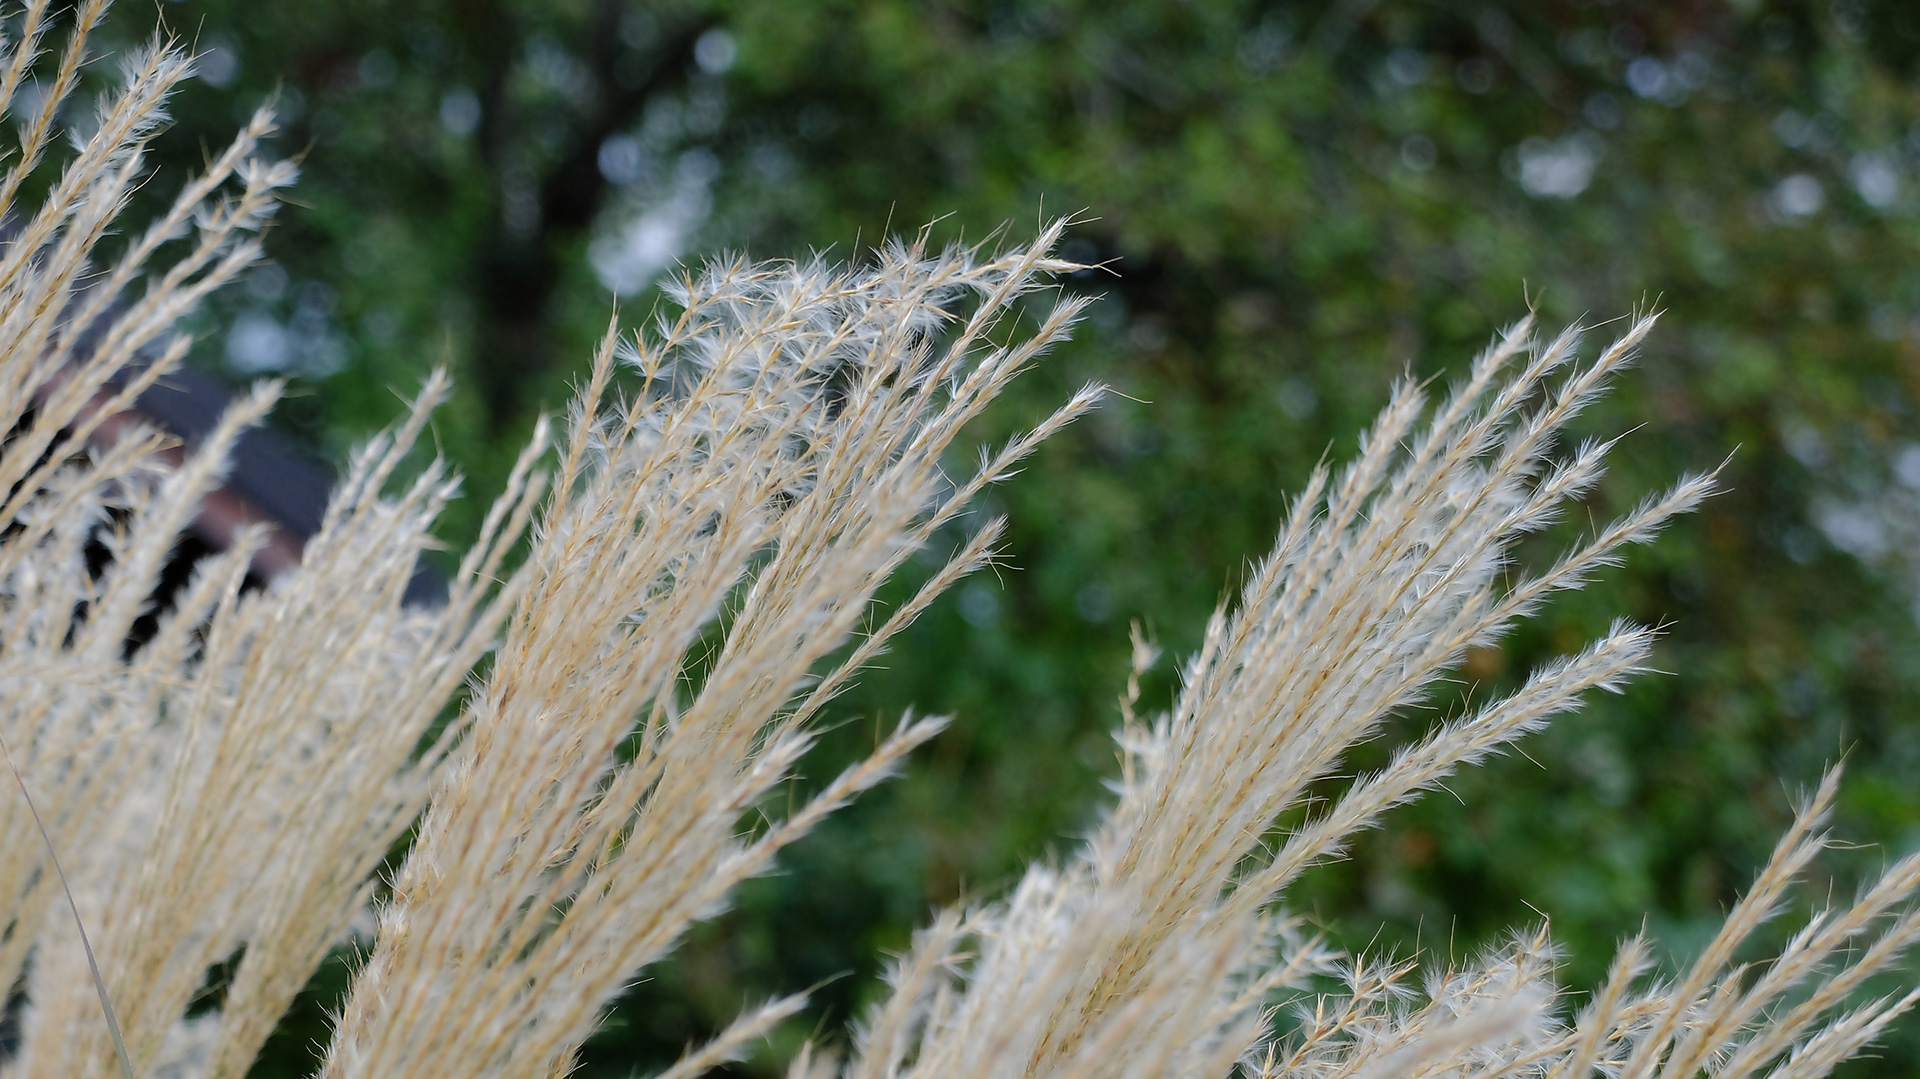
(0, 13), (1098, 1079)
(314, 229), (1101, 1078)
(833, 318), (1920, 1079)
(1, 5), (1918, 1079)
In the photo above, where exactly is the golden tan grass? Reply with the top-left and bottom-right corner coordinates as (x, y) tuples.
(0, 5), (1913, 1079)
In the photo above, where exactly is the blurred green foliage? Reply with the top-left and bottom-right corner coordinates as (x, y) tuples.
(99, 0), (1920, 1073)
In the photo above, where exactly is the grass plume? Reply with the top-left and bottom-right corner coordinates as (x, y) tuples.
(0, 4), (1911, 1079)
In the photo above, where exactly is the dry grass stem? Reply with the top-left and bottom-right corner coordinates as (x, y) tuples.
(316, 223), (1100, 1079)
(831, 316), (1920, 1079)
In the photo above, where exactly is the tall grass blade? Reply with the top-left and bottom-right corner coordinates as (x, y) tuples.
(0, 727), (135, 1079)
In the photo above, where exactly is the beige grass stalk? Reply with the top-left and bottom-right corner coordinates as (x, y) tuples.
(833, 316), (1699, 1079)
(11, 367), (543, 1079)
(0, 370), (540, 1079)
(318, 224), (1102, 1079)
(836, 315), (1920, 1079)
(0, 4), (293, 1045)
(0, 8), (542, 1078)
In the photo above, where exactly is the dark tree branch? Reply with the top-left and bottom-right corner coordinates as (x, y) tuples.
(465, 3), (711, 432)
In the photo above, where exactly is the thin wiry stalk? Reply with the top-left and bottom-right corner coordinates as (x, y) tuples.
(0, 722), (134, 1079)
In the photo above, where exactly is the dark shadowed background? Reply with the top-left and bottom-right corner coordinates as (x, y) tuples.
(85, 0), (1920, 1073)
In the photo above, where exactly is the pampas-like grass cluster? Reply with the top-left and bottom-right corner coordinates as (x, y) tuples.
(833, 320), (1920, 1079)
(0, 5), (1917, 1079)
(314, 215), (1101, 1079)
